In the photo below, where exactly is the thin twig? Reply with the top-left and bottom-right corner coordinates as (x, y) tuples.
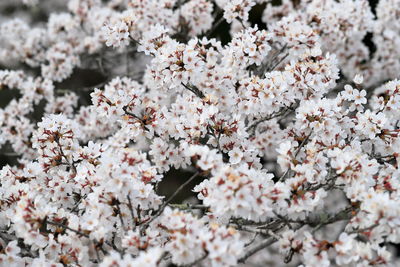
(140, 172), (200, 232)
(245, 233), (259, 247)
(47, 220), (89, 238)
(116, 203), (126, 231)
(47, 220), (122, 253)
(183, 253), (208, 267)
(127, 195), (136, 228)
(168, 203), (209, 210)
(294, 133), (311, 158)
(206, 12), (224, 38)
(70, 194), (86, 213)
(346, 223), (379, 235)
(238, 236), (277, 263)
(268, 52), (289, 71)
(239, 224), (304, 263)
(247, 105), (294, 137)
(277, 132), (311, 182)
(181, 82), (205, 99)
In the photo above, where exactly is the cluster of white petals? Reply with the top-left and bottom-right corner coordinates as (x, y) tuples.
(1, 0), (400, 266)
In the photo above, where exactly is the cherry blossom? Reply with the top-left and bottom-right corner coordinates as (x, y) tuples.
(0, 0), (400, 266)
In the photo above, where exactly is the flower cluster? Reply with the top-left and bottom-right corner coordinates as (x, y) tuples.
(1, 0), (400, 266)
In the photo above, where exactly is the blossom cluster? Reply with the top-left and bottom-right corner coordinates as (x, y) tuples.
(1, 0), (400, 266)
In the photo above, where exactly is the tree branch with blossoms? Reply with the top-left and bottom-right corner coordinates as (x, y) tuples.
(0, 0), (400, 266)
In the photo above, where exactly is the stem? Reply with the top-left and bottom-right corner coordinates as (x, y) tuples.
(140, 172), (200, 232)
(181, 82), (205, 99)
(47, 220), (89, 238)
(127, 195), (136, 228)
(206, 13), (224, 38)
(247, 104), (296, 137)
(238, 236), (277, 263)
(168, 203), (209, 210)
(46, 220), (122, 253)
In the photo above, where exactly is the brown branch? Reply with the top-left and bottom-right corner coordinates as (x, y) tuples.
(181, 82), (205, 99)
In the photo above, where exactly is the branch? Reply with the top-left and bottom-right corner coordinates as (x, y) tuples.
(205, 9), (224, 38)
(122, 105), (143, 122)
(255, 44), (288, 75)
(168, 203), (209, 210)
(181, 83), (205, 99)
(140, 172), (200, 233)
(247, 107), (291, 137)
(239, 222), (307, 264)
(183, 253), (208, 267)
(55, 138), (77, 174)
(237, 205), (357, 264)
(268, 52), (289, 72)
(46, 220), (89, 238)
(46, 220), (122, 253)
(277, 132), (311, 182)
(310, 206), (355, 233)
(127, 195), (137, 229)
(346, 223), (379, 235)
(238, 236), (277, 263)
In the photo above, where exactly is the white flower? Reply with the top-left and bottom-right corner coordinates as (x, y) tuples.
(102, 21), (130, 48)
(228, 147), (243, 164)
(353, 89), (367, 105)
(353, 74), (364, 84)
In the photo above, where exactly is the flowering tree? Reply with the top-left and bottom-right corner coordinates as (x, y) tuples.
(1, 0), (400, 266)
